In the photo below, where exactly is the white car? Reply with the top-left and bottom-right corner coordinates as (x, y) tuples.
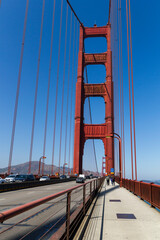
(0, 177), (6, 184)
(5, 174), (17, 183)
(39, 176), (50, 181)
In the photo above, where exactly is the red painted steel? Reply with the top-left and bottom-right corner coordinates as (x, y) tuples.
(0, 178), (102, 224)
(128, 0), (137, 181)
(151, 184), (160, 209)
(116, 177), (160, 210)
(101, 157), (106, 176)
(73, 24), (114, 174)
(126, 0), (134, 180)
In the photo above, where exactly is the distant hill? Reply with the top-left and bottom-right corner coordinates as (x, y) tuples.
(0, 161), (98, 176)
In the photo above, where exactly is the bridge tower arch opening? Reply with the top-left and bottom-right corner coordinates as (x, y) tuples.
(84, 97), (105, 124)
(85, 37), (107, 54)
(83, 139), (105, 174)
(73, 24), (114, 175)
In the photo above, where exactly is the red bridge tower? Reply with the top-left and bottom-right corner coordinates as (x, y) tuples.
(73, 24), (114, 175)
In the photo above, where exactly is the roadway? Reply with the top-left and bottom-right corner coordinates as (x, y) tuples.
(0, 179), (91, 240)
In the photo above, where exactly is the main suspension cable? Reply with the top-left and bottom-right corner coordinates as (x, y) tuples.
(108, 0), (111, 23)
(66, 0), (83, 27)
(8, 0), (29, 175)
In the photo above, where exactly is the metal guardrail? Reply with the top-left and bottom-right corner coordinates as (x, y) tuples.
(0, 178), (76, 193)
(115, 176), (160, 209)
(0, 177), (105, 239)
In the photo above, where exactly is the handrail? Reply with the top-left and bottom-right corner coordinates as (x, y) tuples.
(115, 176), (160, 210)
(0, 178), (98, 223)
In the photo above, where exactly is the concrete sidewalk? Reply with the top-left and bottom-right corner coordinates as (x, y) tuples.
(83, 182), (160, 240)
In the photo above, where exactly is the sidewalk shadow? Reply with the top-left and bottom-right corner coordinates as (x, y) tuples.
(100, 184), (119, 240)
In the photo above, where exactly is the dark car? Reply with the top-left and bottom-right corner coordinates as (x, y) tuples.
(86, 175), (90, 179)
(76, 177), (85, 183)
(60, 175), (67, 179)
(15, 174), (35, 182)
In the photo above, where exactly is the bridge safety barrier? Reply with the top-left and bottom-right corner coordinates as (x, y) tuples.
(0, 177), (105, 239)
(115, 176), (160, 210)
(0, 177), (76, 193)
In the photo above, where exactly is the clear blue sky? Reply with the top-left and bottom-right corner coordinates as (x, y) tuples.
(0, 0), (160, 180)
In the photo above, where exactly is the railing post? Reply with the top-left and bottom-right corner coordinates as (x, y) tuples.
(140, 181), (142, 199)
(94, 180), (95, 192)
(66, 191), (71, 240)
(90, 182), (92, 202)
(83, 184), (86, 215)
(150, 182), (155, 208)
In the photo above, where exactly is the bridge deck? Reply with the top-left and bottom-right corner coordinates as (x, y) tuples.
(82, 182), (160, 240)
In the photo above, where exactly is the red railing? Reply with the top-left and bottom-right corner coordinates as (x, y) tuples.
(115, 177), (160, 210)
(0, 177), (105, 239)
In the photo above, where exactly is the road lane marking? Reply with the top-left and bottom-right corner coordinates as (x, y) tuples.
(27, 192), (34, 195)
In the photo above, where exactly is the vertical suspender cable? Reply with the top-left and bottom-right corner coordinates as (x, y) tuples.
(8, 0), (29, 175)
(111, 0), (119, 175)
(118, 0), (123, 169)
(58, 4), (68, 173)
(42, 0), (56, 176)
(126, 0), (134, 180)
(63, 12), (72, 172)
(51, 0), (64, 175)
(120, 0), (126, 179)
(68, 17), (76, 172)
(118, 0), (125, 178)
(69, 20), (79, 173)
(128, 0), (137, 180)
(28, 0), (45, 174)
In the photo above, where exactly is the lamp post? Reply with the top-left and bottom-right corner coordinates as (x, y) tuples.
(106, 133), (122, 187)
(102, 157), (106, 176)
(38, 156), (46, 176)
(63, 163), (67, 175)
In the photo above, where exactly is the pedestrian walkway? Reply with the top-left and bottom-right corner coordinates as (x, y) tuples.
(83, 182), (160, 240)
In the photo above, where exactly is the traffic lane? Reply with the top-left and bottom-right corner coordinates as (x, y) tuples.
(0, 182), (91, 239)
(0, 179), (92, 212)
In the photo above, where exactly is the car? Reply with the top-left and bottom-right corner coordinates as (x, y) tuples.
(86, 175), (90, 179)
(76, 177), (85, 183)
(0, 177), (6, 184)
(60, 175), (67, 179)
(15, 174), (35, 182)
(5, 174), (17, 183)
(79, 174), (85, 179)
(66, 175), (70, 179)
(39, 176), (50, 181)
